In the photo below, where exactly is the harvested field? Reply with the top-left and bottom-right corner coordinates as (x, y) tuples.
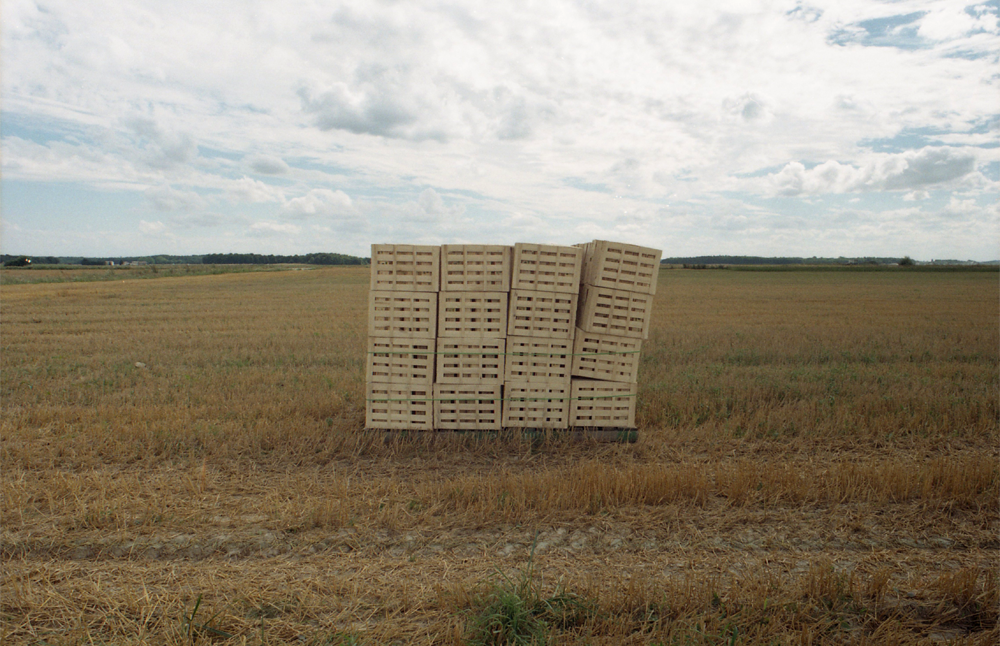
(2, 266), (997, 645)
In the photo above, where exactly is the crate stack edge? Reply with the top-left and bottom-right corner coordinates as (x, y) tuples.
(435, 245), (511, 430)
(571, 240), (662, 429)
(366, 244), (440, 431)
(503, 243), (583, 429)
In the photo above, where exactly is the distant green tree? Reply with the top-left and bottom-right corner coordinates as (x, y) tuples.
(899, 256), (915, 266)
(3, 256), (31, 267)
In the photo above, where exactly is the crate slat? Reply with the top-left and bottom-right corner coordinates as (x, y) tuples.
(436, 339), (505, 383)
(367, 337), (435, 384)
(576, 285), (653, 339)
(366, 383), (435, 430)
(504, 336), (572, 383)
(370, 244), (441, 292)
(438, 292), (508, 338)
(434, 384), (503, 430)
(369, 291), (438, 339)
(578, 240), (662, 295)
(502, 382), (571, 429)
(571, 328), (642, 383)
(441, 245), (512, 292)
(507, 289), (577, 339)
(570, 379), (637, 427)
(511, 243), (583, 294)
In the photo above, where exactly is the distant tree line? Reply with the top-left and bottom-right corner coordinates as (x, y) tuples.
(202, 252), (368, 265)
(1, 255), (60, 266)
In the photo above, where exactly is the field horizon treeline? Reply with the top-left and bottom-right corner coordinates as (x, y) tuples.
(4, 252), (1000, 267)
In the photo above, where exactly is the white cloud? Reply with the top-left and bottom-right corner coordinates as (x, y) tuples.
(244, 154), (290, 175)
(765, 147), (979, 196)
(227, 177), (284, 204)
(282, 189), (355, 219)
(145, 184), (206, 211)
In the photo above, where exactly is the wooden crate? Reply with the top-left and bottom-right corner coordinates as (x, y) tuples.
(507, 289), (577, 339)
(504, 337), (572, 383)
(366, 383), (434, 430)
(434, 384), (503, 430)
(571, 328), (642, 383)
(578, 240), (662, 295)
(367, 337), (435, 384)
(576, 285), (653, 339)
(441, 245), (512, 292)
(570, 379), (637, 427)
(502, 382), (570, 429)
(436, 339), (505, 383)
(370, 244), (440, 292)
(369, 291), (438, 339)
(511, 243), (583, 294)
(438, 292), (508, 338)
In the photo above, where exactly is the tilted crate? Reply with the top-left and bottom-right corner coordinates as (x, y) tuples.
(511, 243), (583, 294)
(576, 285), (653, 339)
(438, 292), (508, 338)
(571, 328), (642, 383)
(504, 337), (572, 383)
(502, 382), (571, 429)
(507, 289), (577, 339)
(366, 383), (434, 430)
(436, 339), (505, 383)
(434, 384), (503, 430)
(578, 240), (662, 295)
(570, 379), (637, 428)
(441, 245), (512, 292)
(370, 244), (440, 292)
(369, 291), (438, 339)
(367, 337), (435, 384)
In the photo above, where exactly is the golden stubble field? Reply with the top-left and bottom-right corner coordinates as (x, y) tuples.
(2, 266), (997, 645)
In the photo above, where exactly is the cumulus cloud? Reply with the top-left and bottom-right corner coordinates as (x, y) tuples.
(145, 184), (206, 211)
(228, 177), (284, 204)
(723, 92), (773, 123)
(125, 117), (198, 170)
(917, 4), (999, 41)
(297, 70), (447, 142)
(282, 188), (355, 219)
(765, 147), (978, 196)
(244, 154), (290, 175)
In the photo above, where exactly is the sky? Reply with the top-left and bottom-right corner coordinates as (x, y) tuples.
(2, 0), (998, 261)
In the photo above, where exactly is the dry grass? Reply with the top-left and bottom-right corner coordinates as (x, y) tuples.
(2, 266), (997, 644)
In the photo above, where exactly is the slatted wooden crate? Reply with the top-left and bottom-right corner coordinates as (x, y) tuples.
(570, 379), (637, 427)
(369, 291), (438, 338)
(434, 384), (503, 430)
(507, 289), (577, 339)
(438, 292), (508, 337)
(367, 337), (435, 384)
(366, 383), (434, 430)
(436, 339), (505, 383)
(511, 243), (583, 293)
(504, 337), (572, 383)
(502, 382), (571, 429)
(370, 244), (440, 292)
(578, 240), (662, 295)
(571, 328), (642, 383)
(441, 245), (512, 292)
(576, 285), (653, 340)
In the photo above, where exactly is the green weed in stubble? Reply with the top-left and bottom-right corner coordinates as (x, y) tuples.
(465, 543), (593, 646)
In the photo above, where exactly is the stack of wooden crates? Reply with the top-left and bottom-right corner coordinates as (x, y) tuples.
(365, 241), (661, 432)
(569, 240), (662, 429)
